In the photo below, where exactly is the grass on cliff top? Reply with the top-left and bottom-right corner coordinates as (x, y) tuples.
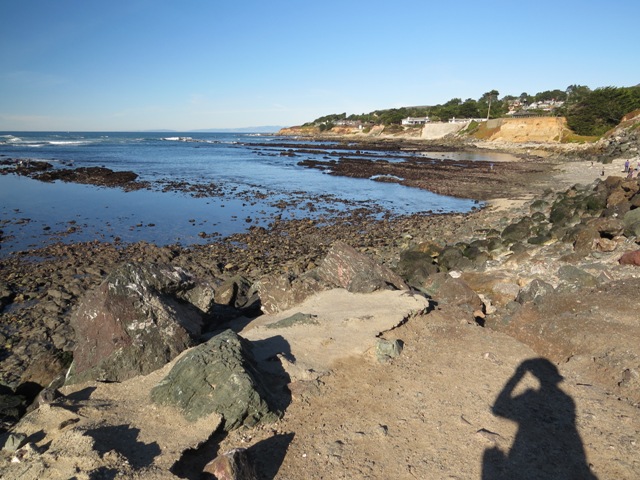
(561, 132), (600, 143)
(470, 121), (500, 140)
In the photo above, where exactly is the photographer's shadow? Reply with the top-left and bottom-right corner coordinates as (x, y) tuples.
(482, 358), (597, 479)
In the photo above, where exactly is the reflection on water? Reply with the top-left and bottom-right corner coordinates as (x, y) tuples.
(0, 176), (279, 254)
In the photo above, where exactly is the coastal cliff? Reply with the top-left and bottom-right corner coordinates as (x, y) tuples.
(280, 116), (580, 144)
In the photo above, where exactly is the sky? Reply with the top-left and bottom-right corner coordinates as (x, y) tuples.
(1, 0), (638, 132)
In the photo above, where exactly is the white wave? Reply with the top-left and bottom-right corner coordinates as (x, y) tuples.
(48, 140), (90, 146)
(162, 136), (193, 142)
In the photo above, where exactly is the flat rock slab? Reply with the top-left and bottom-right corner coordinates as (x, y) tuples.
(240, 289), (429, 377)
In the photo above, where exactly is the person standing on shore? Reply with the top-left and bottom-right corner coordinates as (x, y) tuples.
(624, 159), (630, 173)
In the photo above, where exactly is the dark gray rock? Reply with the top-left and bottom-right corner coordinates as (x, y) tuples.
(151, 329), (280, 429)
(0, 387), (27, 431)
(376, 339), (404, 363)
(396, 250), (439, 286)
(66, 263), (204, 385)
(516, 279), (556, 305)
(501, 217), (534, 244)
(438, 245), (472, 271)
(557, 265), (598, 290)
(623, 208), (640, 229)
(0, 281), (14, 310)
(265, 312), (319, 329)
(529, 199), (550, 213)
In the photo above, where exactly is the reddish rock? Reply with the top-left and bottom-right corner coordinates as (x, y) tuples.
(67, 263), (203, 384)
(316, 241), (408, 293)
(618, 250), (640, 265)
(202, 448), (257, 480)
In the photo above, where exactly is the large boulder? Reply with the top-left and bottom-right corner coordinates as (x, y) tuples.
(151, 329), (280, 430)
(66, 263), (204, 384)
(256, 241), (408, 314)
(255, 274), (325, 315)
(315, 241), (409, 293)
(421, 272), (484, 321)
(396, 249), (440, 286)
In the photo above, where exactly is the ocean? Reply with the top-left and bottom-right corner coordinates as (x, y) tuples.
(0, 131), (483, 256)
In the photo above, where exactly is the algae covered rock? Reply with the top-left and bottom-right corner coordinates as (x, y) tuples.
(151, 329), (280, 430)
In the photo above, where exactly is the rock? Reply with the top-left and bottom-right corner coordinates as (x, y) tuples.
(529, 199), (550, 213)
(557, 265), (598, 290)
(181, 281), (216, 314)
(1, 432), (27, 452)
(265, 312), (319, 329)
(421, 272), (484, 318)
(516, 279), (556, 305)
(256, 273), (324, 315)
(437, 245), (472, 271)
(19, 348), (68, 395)
(586, 217), (625, 238)
(501, 217), (534, 244)
(495, 278), (640, 405)
(619, 250), (640, 266)
(315, 241), (408, 293)
(0, 387), (27, 430)
(0, 281), (14, 309)
(396, 249), (439, 286)
(202, 448), (257, 480)
(36, 387), (63, 405)
(606, 188), (629, 207)
(376, 339), (403, 363)
(66, 263), (204, 384)
(622, 208), (640, 228)
(216, 275), (258, 310)
(567, 225), (601, 255)
(461, 271), (521, 309)
(151, 329), (280, 429)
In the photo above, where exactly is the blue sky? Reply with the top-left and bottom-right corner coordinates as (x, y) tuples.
(1, 0), (638, 131)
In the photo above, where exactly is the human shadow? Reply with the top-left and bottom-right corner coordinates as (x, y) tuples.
(482, 358), (598, 480)
(247, 432), (295, 479)
(85, 424), (161, 470)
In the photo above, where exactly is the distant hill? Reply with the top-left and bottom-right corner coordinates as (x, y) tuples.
(190, 126), (285, 133)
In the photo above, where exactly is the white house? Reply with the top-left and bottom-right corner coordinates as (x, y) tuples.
(401, 116), (430, 125)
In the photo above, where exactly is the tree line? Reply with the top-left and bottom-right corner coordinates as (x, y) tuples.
(305, 84), (640, 137)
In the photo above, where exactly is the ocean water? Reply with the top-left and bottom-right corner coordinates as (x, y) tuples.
(0, 132), (482, 255)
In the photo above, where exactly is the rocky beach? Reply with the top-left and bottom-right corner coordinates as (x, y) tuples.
(1, 120), (640, 479)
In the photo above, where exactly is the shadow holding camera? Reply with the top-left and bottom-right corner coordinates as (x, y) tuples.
(482, 357), (597, 480)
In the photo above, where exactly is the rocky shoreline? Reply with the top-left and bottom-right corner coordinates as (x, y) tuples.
(2, 135), (640, 479)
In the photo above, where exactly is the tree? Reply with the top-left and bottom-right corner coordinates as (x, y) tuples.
(482, 90), (500, 119)
(565, 85), (640, 136)
(565, 84), (591, 105)
(459, 99), (481, 118)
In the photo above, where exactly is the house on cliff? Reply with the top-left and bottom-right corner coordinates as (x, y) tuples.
(401, 116), (430, 125)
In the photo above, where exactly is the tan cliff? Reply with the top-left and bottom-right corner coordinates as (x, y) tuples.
(279, 116), (574, 144)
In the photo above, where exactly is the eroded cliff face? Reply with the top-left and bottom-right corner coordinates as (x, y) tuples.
(279, 117), (570, 143)
(478, 117), (569, 143)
